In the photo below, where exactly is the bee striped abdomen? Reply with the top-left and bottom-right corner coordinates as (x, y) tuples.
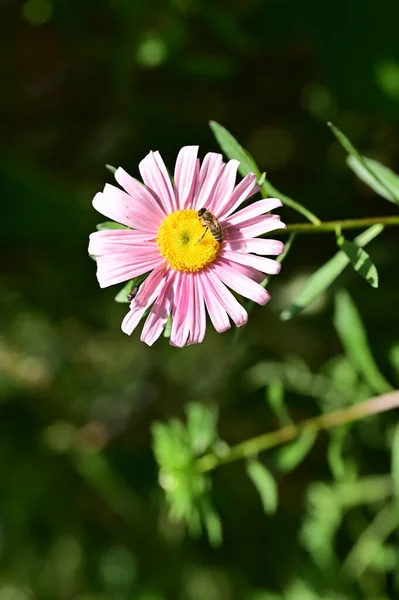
(197, 208), (224, 244)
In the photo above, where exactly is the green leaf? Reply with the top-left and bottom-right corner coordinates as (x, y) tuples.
(209, 121), (261, 178)
(163, 315), (172, 338)
(257, 172), (266, 186)
(389, 345), (399, 384)
(114, 279), (135, 303)
(185, 403), (218, 456)
(209, 121), (321, 224)
(96, 221), (129, 231)
(391, 421), (399, 496)
(274, 428), (317, 472)
(328, 122), (399, 205)
(106, 164), (117, 174)
(201, 498), (223, 547)
(266, 380), (292, 426)
(281, 224), (383, 320)
(347, 155), (399, 206)
(246, 459), (278, 515)
(337, 236), (379, 288)
(327, 425), (351, 481)
(114, 273), (149, 303)
(333, 290), (392, 394)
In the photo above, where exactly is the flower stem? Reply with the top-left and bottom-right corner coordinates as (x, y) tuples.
(196, 391), (399, 473)
(284, 215), (399, 234)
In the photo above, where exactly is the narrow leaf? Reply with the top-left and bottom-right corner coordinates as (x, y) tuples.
(327, 425), (350, 481)
(337, 236), (379, 288)
(328, 122), (399, 205)
(391, 421), (399, 496)
(266, 380), (293, 426)
(334, 290), (392, 394)
(114, 273), (149, 303)
(274, 428), (317, 472)
(186, 403), (218, 456)
(281, 224), (383, 320)
(114, 279), (135, 303)
(106, 164), (117, 174)
(209, 121), (261, 178)
(389, 345), (399, 385)
(96, 221), (128, 231)
(347, 155), (399, 206)
(246, 459), (278, 515)
(209, 121), (321, 225)
(201, 498), (223, 547)
(163, 315), (172, 338)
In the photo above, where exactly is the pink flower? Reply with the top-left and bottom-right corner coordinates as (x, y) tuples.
(88, 147), (286, 347)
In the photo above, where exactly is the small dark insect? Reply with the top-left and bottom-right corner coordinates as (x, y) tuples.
(127, 287), (139, 302)
(196, 208), (224, 244)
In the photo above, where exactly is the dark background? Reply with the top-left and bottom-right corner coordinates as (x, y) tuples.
(1, 1), (399, 598)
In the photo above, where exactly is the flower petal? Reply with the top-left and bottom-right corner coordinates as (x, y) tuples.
(188, 274), (207, 345)
(139, 150), (176, 213)
(121, 265), (168, 335)
(88, 229), (156, 256)
(225, 198), (282, 226)
(114, 167), (166, 219)
(217, 172), (259, 219)
(96, 249), (163, 288)
(225, 238), (284, 256)
(227, 215), (286, 240)
(140, 276), (173, 346)
(207, 159), (240, 213)
(194, 152), (224, 210)
(197, 274), (231, 333)
(170, 272), (191, 347)
(93, 185), (159, 233)
(174, 146), (199, 209)
(211, 259), (271, 305)
(205, 269), (248, 327)
(221, 250), (282, 275)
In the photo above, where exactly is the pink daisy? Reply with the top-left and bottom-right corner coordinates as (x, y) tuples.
(88, 146), (286, 347)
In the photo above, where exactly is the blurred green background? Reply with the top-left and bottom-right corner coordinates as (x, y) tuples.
(2, 0), (399, 598)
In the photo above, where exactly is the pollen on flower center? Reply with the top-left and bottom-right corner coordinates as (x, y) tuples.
(156, 209), (220, 272)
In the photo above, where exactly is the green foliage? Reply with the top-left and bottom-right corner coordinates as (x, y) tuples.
(209, 121), (261, 179)
(336, 234), (379, 288)
(210, 122), (321, 224)
(114, 273), (149, 303)
(334, 290), (392, 394)
(281, 225), (383, 320)
(246, 459), (278, 515)
(391, 421), (399, 496)
(274, 429), (317, 473)
(390, 344), (399, 384)
(328, 122), (399, 206)
(266, 380), (293, 426)
(96, 221), (129, 230)
(152, 403), (222, 546)
(114, 279), (135, 303)
(327, 425), (353, 481)
(347, 155), (399, 205)
(105, 164), (117, 174)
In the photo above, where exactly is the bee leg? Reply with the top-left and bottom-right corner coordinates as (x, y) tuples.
(195, 227), (208, 245)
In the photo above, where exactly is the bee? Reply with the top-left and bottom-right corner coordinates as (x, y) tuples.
(196, 208), (224, 244)
(127, 286), (139, 302)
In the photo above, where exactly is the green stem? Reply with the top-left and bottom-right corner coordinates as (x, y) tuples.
(284, 215), (399, 234)
(196, 391), (399, 473)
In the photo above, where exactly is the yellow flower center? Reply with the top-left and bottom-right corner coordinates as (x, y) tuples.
(156, 209), (220, 272)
